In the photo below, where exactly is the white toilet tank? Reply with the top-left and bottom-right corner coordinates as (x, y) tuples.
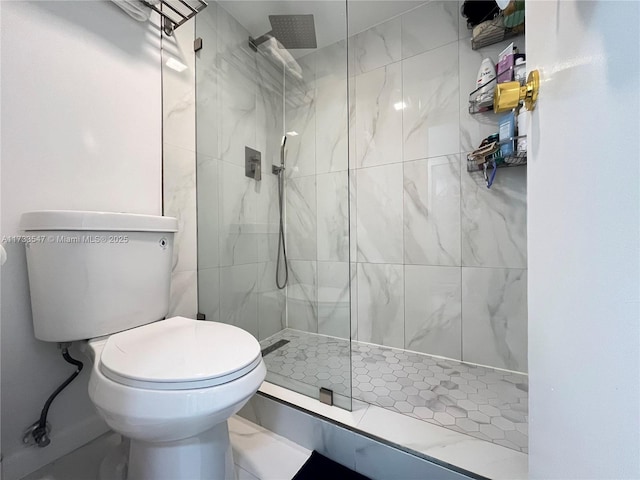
(21, 211), (178, 342)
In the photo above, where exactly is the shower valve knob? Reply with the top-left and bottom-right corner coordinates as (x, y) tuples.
(251, 158), (261, 181)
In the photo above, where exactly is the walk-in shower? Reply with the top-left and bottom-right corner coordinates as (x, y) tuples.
(194, 0), (529, 466)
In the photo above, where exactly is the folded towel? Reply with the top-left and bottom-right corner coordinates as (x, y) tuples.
(111, 0), (153, 22)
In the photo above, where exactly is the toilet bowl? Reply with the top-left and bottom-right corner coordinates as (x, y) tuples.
(87, 316), (266, 480)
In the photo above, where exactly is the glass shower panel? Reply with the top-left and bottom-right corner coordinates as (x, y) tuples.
(195, 1), (352, 410)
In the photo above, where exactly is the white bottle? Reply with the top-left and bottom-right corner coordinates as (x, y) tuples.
(517, 108), (528, 152)
(476, 58), (497, 101)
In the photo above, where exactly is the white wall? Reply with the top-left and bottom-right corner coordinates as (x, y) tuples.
(0, 2), (161, 478)
(527, 1), (639, 478)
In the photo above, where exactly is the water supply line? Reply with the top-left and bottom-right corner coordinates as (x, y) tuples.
(24, 343), (84, 448)
(274, 135), (288, 289)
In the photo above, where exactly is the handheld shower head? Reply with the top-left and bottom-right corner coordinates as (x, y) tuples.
(280, 135), (287, 167)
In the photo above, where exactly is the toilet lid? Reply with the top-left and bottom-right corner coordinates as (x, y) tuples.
(99, 316), (262, 390)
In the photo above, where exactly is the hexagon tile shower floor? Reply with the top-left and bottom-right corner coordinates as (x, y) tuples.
(260, 329), (528, 453)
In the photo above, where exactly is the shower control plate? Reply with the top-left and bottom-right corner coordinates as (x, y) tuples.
(245, 147), (262, 181)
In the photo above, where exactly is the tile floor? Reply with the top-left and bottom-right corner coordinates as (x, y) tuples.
(261, 329), (528, 453)
(21, 416), (311, 480)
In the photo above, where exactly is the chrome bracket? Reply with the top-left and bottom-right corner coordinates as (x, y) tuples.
(319, 387), (334, 406)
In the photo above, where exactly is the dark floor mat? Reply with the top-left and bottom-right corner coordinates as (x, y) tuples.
(292, 451), (371, 480)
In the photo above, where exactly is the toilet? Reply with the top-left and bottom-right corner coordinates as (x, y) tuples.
(21, 210), (266, 480)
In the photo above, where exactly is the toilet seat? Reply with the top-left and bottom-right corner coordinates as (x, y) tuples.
(98, 316), (262, 390)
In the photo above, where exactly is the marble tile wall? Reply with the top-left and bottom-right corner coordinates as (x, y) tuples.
(280, 7), (352, 341)
(284, 1), (527, 372)
(184, 1), (527, 372)
(193, 3), (286, 340)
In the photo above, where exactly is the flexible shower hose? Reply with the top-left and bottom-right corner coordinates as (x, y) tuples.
(275, 167), (288, 289)
(276, 135), (288, 289)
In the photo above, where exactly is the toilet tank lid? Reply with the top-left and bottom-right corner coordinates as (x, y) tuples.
(21, 211), (178, 232)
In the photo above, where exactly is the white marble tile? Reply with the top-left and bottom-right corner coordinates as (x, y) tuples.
(460, 158), (527, 269)
(168, 269), (198, 318)
(348, 77), (357, 170)
(257, 261), (285, 341)
(218, 58), (257, 168)
(229, 416), (311, 480)
(285, 175), (317, 261)
(459, 35), (526, 154)
(315, 78), (348, 174)
(256, 54), (284, 169)
(216, 4), (254, 68)
(352, 17), (401, 74)
(257, 232), (279, 266)
(197, 154), (219, 270)
(404, 265), (462, 359)
(164, 143), (197, 274)
(314, 39), (348, 88)
(356, 164), (404, 264)
(284, 89), (316, 179)
(287, 260), (318, 333)
(357, 263), (404, 348)
(350, 262), (358, 341)
(404, 155), (461, 266)
(349, 172), (357, 261)
(195, 3), (218, 159)
(21, 432), (120, 480)
(236, 466), (259, 480)
(356, 405), (528, 480)
(198, 267), (220, 322)
(355, 62), (403, 168)
(219, 264), (258, 338)
(317, 261), (350, 339)
(401, 1), (459, 60)
(218, 161), (258, 266)
(255, 171), (280, 264)
(162, 19), (195, 151)
(403, 41), (459, 162)
(462, 267), (528, 372)
(316, 171), (349, 262)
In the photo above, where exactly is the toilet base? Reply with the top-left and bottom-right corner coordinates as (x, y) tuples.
(126, 422), (236, 480)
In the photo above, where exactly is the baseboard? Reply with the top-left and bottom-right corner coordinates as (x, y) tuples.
(2, 414), (109, 480)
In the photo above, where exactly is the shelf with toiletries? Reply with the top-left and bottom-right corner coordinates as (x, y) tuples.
(467, 130), (527, 189)
(462, 0), (525, 51)
(468, 77), (497, 114)
(468, 42), (526, 115)
(467, 136), (527, 172)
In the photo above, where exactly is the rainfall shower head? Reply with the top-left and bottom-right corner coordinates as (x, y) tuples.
(249, 14), (317, 51)
(269, 15), (317, 49)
